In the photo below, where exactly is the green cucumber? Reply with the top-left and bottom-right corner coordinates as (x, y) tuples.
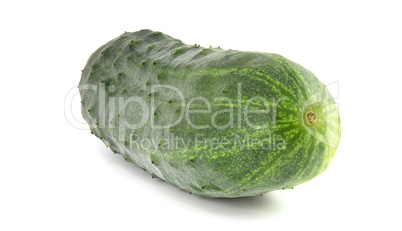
(79, 29), (341, 198)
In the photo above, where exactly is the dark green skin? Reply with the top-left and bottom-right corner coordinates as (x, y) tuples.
(79, 29), (341, 198)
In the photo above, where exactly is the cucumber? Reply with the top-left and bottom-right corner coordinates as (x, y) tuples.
(79, 29), (341, 198)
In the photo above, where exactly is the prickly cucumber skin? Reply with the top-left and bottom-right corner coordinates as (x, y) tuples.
(79, 29), (341, 198)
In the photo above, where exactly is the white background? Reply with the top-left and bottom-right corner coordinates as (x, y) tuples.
(1, 0), (401, 230)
